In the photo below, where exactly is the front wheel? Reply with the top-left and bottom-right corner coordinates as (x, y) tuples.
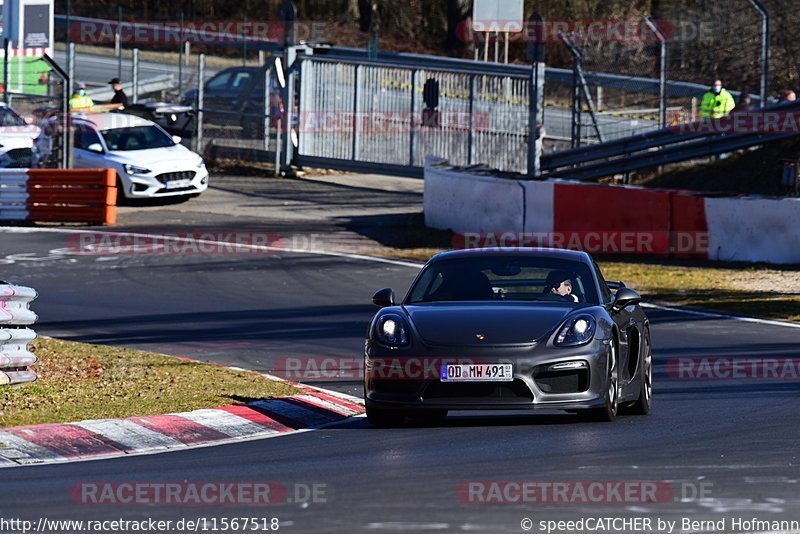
(623, 329), (652, 415)
(580, 339), (619, 422)
(366, 406), (405, 428)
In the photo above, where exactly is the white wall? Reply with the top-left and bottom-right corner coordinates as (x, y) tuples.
(424, 166), (525, 233)
(705, 197), (800, 264)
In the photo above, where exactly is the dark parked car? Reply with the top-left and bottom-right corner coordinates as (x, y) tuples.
(181, 66), (284, 137)
(365, 248), (652, 426)
(122, 102), (195, 145)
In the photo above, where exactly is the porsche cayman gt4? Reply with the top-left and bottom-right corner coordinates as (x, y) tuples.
(364, 248), (652, 426)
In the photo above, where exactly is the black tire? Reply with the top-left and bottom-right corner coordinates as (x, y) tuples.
(366, 406), (406, 428)
(580, 338), (619, 422)
(406, 409), (448, 425)
(623, 329), (652, 416)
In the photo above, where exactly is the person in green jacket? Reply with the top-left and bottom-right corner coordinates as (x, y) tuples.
(68, 82), (94, 112)
(700, 80), (735, 119)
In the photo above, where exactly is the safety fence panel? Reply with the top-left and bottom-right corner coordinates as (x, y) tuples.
(0, 284), (38, 387)
(297, 57), (530, 175)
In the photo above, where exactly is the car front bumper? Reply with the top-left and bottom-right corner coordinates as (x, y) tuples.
(119, 167), (209, 199)
(364, 339), (612, 412)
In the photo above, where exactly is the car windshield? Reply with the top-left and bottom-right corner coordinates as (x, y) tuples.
(101, 125), (174, 151)
(0, 107), (25, 127)
(406, 255), (599, 305)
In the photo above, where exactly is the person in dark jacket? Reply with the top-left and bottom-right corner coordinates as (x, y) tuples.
(108, 78), (128, 107)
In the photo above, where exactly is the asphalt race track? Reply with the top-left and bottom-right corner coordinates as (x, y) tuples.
(1, 228), (800, 533)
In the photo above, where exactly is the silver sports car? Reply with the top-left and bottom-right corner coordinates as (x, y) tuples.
(364, 248), (652, 426)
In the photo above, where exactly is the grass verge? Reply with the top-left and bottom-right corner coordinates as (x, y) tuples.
(0, 338), (298, 428)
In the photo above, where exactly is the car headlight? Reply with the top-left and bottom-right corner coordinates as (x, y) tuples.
(554, 314), (596, 347)
(374, 313), (409, 348)
(196, 159), (206, 168)
(124, 164), (152, 175)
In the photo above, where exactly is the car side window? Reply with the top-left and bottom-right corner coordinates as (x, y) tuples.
(593, 261), (613, 304)
(206, 72), (232, 90)
(74, 124), (101, 150)
(231, 72), (254, 93)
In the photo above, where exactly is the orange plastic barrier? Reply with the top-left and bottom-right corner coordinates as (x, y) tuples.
(25, 168), (117, 225)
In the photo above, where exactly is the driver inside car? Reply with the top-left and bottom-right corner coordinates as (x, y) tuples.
(544, 271), (579, 302)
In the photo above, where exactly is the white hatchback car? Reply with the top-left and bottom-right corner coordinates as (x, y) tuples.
(0, 104), (40, 168)
(34, 113), (208, 199)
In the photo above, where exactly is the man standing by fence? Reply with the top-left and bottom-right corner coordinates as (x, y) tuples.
(700, 80), (735, 119)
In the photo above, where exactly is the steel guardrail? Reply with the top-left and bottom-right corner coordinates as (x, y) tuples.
(0, 283), (38, 387)
(541, 100), (800, 178)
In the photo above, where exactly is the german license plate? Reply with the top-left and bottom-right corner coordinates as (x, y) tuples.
(440, 364), (513, 382)
(166, 179), (192, 189)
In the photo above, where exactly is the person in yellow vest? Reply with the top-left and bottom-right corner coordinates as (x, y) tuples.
(69, 82), (94, 111)
(700, 80), (735, 119)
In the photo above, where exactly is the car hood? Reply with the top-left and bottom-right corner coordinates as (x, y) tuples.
(107, 144), (201, 168)
(403, 303), (578, 346)
(0, 125), (41, 147)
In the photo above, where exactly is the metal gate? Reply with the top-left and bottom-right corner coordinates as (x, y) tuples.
(294, 56), (531, 176)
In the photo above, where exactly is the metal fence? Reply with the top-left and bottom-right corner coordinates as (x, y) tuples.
(296, 56), (531, 175)
(0, 283), (38, 387)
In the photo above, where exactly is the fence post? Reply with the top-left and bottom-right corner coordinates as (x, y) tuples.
(352, 65), (361, 161)
(264, 65), (272, 152)
(747, 0), (770, 107)
(409, 69), (417, 166)
(644, 17), (668, 130)
(132, 48), (139, 104)
(527, 13), (545, 176)
(116, 6), (123, 80)
(282, 67), (296, 173)
(468, 74), (476, 166)
(196, 54), (205, 155)
(178, 11), (184, 96)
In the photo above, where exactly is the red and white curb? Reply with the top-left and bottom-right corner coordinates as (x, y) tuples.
(0, 386), (364, 467)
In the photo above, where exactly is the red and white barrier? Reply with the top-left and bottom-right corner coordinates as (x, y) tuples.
(425, 164), (800, 264)
(0, 169), (117, 225)
(0, 284), (38, 387)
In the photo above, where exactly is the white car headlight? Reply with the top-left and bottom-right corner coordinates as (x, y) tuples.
(196, 159), (206, 169)
(375, 314), (409, 348)
(555, 314), (596, 347)
(124, 164), (152, 175)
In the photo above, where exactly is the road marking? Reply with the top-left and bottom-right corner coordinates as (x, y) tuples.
(642, 302), (800, 330)
(4, 226), (798, 330)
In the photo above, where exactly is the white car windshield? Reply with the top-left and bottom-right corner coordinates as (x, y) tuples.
(101, 125), (175, 151)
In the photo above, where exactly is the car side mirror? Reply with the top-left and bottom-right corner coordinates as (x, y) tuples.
(372, 288), (395, 308)
(172, 135), (182, 144)
(87, 143), (104, 153)
(612, 287), (641, 312)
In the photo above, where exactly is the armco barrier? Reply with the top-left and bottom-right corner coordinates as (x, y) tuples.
(0, 283), (38, 386)
(424, 163), (800, 264)
(0, 169), (117, 225)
